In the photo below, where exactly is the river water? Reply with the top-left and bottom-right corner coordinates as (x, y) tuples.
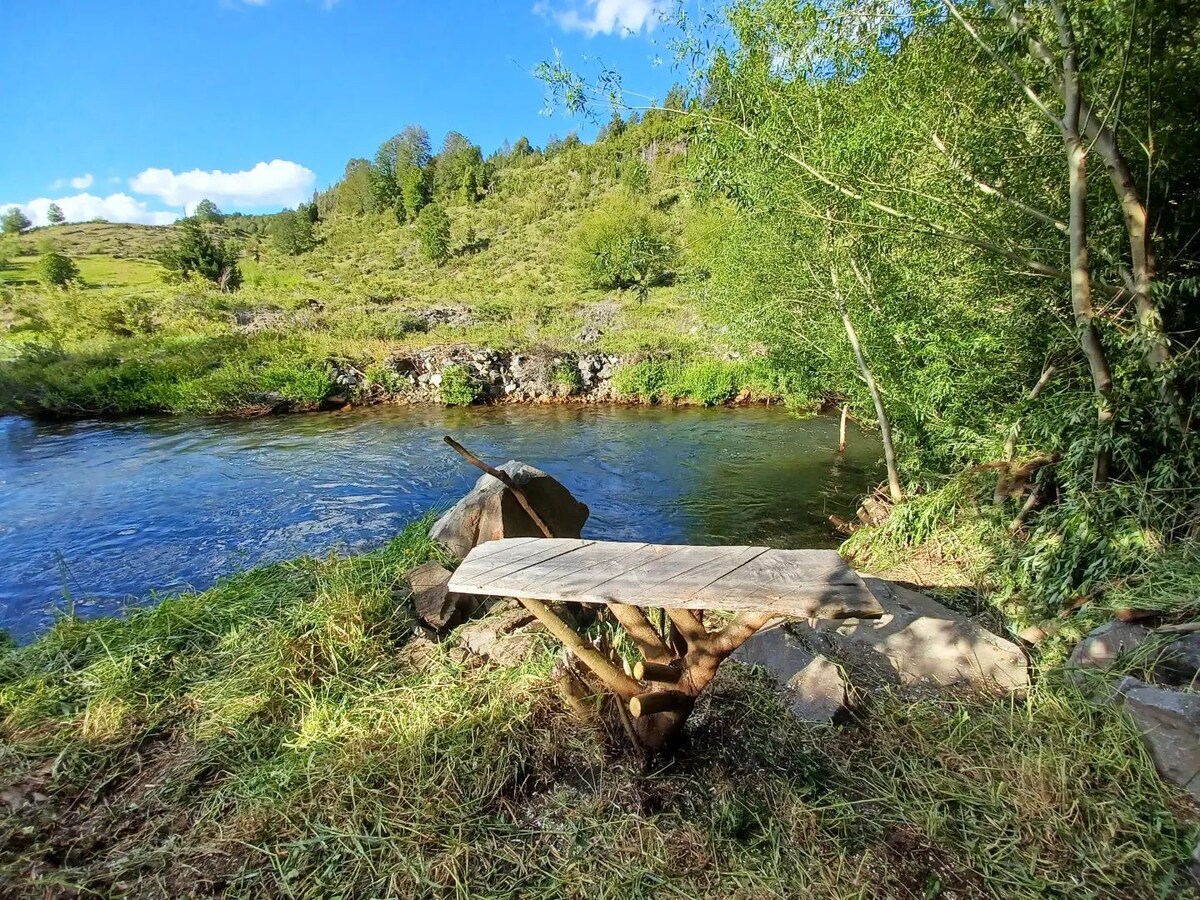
(0, 405), (883, 640)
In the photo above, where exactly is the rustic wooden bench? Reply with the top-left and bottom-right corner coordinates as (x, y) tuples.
(449, 537), (883, 750)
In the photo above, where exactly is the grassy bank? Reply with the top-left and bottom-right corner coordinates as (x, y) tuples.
(1, 518), (1196, 898)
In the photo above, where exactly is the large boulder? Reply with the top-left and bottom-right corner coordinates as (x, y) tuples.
(1115, 677), (1200, 802)
(734, 623), (849, 723)
(431, 461), (589, 559)
(793, 578), (1030, 692)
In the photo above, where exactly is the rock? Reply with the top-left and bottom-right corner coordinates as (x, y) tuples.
(1066, 621), (1152, 682)
(733, 623), (849, 722)
(1115, 678), (1200, 801)
(430, 460), (589, 559)
(457, 605), (546, 667)
(1155, 634), (1200, 689)
(407, 561), (475, 630)
(794, 579), (1030, 692)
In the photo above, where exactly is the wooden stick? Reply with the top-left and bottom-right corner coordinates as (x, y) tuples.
(838, 403), (849, 453)
(629, 690), (691, 718)
(443, 435), (554, 538)
(517, 597), (641, 697)
(634, 660), (681, 683)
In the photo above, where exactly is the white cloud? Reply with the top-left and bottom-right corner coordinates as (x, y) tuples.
(129, 159), (316, 213)
(1, 194), (179, 228)
(70, 173), (94, 190)
(535, 0), (667, 36)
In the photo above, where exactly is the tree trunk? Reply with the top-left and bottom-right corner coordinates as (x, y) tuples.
(839, 304), (902, 502)
(1058, 2), (1115, 487)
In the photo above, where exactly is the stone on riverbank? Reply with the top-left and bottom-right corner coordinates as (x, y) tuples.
(1115, 677), (1200, 802)
(407, 561), (477, 630)
(430, 461), (589, 559)
(733, 624), (849, 723)
(792, 579), (1030, 692)
(456, 604), (547, 667)
(1065, 621), (1152, 684)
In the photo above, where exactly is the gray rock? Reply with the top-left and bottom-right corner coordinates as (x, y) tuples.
(430, 461), (589, 559)
(407, 561), (475, 630)
(734, 623), (848, 722)
(1066, 621), (1152, 682)
(1115, 677), (1200, 801)
(458, 606), (546, 667)
(1155, 634), (1200, 689)
(794, 579), (1030, 692)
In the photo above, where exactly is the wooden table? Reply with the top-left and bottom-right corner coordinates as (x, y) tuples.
(448, 538), (883, 620)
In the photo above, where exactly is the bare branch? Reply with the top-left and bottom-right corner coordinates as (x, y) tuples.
(931, 132), (1068, 232)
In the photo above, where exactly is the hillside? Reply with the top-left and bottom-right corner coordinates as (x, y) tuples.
(0, 120), (786, 417)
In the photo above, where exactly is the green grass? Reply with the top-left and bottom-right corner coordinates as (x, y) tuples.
(0, 515), (1195, 898)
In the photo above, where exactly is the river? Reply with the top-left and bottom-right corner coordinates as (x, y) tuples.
(0, 405), (882, 640)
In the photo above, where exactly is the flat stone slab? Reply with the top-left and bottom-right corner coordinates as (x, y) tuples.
(448, 538), (884, 620)
(1116, 677), (1200, 801)
(794, 578), (1030, 692)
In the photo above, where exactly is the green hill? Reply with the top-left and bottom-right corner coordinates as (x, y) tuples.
(0, 119), (791, 417)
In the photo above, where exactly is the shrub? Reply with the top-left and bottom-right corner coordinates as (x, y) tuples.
(415, 203), (452, 265)
(571, 194), (676, 293)
(438, 364), (479, 406)
(37, 252), (80, 288)
(548, 358), (583, 395)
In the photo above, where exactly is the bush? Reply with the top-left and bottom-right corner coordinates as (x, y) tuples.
(415, 203), (452, 265)
(548, 358), (583, 395)
(37, 252), (80, 288)
(571, 194), (676, 293)
(438, 364), (479, 406)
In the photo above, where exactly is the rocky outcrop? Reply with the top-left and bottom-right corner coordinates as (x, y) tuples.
(792, 579), (1030, 692)
(360, 348), (626, 404)
(1115, 677), (1200, 802)
(430, 460), (589, 559)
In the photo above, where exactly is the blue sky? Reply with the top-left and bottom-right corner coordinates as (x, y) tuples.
(0, 0), (677, 226)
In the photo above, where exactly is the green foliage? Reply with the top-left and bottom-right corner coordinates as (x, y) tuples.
(271, 209), (316, 255)
(2, 207), (32, 234)
(414, 202), (451, 265)
(437, 363), (478, 406)
(159, 219), (242, 291)
(46, 203), (65, 225)
(192, 199), (224, 224)
(571, 194), (676, 292)
(36, 251), (79, 288)
(548, 358), (583, 395)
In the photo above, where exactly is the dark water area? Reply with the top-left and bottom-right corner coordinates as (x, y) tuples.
(0, 405), (883, 640)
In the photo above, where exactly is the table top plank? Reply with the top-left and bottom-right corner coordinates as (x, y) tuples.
(448, 539), (883, 620)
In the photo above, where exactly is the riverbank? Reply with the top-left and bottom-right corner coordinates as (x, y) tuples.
(0, 334), (817, 419)
(1, 515), (1197, 898)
